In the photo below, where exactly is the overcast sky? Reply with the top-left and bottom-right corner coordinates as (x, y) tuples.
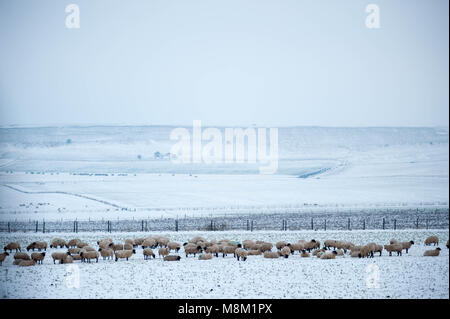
(0, 0), (448, 127)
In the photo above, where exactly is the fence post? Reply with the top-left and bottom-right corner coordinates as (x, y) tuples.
(311, 218), (314, 230)
(35, 221), (38, 233)
(76, 221), (78, 233)
(363, 219), (366, 230)
(247, 220), (249, 231)
(175, 219), (178, 232)
(394, 219), (397, 230)
(382, 218), (385, 230)
(426, 219), (429, 230)
(43, 221), (45, 233)
(251, 220), (254, 232)
(324, 219), (326, 231)
(210, 220), (213, 231)
(8, 222), (10, 233)
(348, 218), (350, 231)
(416, 217), (419, 229)
(141, 220), (144, 232)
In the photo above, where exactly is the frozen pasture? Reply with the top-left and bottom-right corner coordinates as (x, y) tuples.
(0, 229), (448, 299)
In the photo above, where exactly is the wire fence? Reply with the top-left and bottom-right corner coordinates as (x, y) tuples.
(0, 208), (448, 233)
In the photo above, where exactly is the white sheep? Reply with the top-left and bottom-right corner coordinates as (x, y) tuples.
(31, 252), (45, 264)
(423, 248), (441, 256)
(424, 236), (439, 246)
(114, 249), (135, 261)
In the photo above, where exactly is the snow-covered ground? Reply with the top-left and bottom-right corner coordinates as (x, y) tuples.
(0, 229), (448, 299)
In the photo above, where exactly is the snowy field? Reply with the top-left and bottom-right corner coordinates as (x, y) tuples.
(0, 126), (448, 221)
(0, 229), (448, 299)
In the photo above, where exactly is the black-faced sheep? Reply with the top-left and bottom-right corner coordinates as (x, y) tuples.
(400, 241), (414, 254)
(184, 243), (203, 257)
(235, 248), (248, 261)
(80, 251), (99, 263)
(384, 244), (403, 256)
(275, 241), (287, 250)
(320, 251), (338, 259)
(50, 238), (67, 249)
(4, 242), (21, 252)
(114, 249), (135, 261)
(26, 241), (47, 252)
(0, 252), (9, 265)
(67, 239), (81, 248)
(18, 260), (36, 267)
(14, 252), (31, 261)
(279, 246), (291, 258)
(98, 248), (114, 260)
(263, 251), (279, 259)
(167, 242), (181, 253)
(143, 248), (155, 260)
(199, 253), (213, 260)
(158, 247), (170, 258)
(51, 252), (70, 264)
(164, 255), (181, 261)
(424, 248), (441, 256)
(424, 236), (439, 246)
(31, 252), (45, 264)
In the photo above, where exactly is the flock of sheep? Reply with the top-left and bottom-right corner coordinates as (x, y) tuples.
(0, 235), (448, 267)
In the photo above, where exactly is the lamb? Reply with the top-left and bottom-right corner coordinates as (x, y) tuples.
(80, 251), (99, 263)
(158, 247), (170, 258)
(143, 248), (155, 260)
(424, 236), (439, 246)
(276, 241), (287, 250)
(384, 244), (403, 256)
(0, 252), (9, 265)
(31, 252), (45, 264)
(164, 255), (181, 261)
(4, 242), (21, 252)
(320, 251), (337, 259)
(18, 260), (36, 267)
(51, 252), (70, 264)
(423, 248), (441, 256)
(26, 241), (47, 251)
(400, 241), (415, 254)
(198, 253), (213, 260)
(67, 239), (81, 248)
(14, 252), (31, 261)
(263, 251), (279, 259)
(114, 249), (136, 261)
(279, 246), (291, 259)
(50, 238), (67, 249)
(98, 248), (114, 260)
(184, 243), (203, 257)
(167, 242), (181, 253)
(235, 248), (248, 261)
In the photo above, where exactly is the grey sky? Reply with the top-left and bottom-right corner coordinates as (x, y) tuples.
(0, 0), (448, 127)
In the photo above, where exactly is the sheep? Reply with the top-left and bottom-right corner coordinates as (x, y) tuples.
(77, 242), (89, 249)
(324, 240), (337, 250)
(63, 256), (74, 264)
(134, 238), (145, 246)
(143, 248), (156, 260)
(373, 244), (383, 257)
(67, 239), (81, 248)
(312, 248), (325, 256)
(26, 241), (47, 252)
(189, 236), (206, 244)
(390, 238), (399, 245)
(13, 260), (22, 265)
(400, 241), (415, 254)
(167, 242), (181, 253)
(286, 243), (303, 255)
(50, 238), (67, 249)
(198, 253), (213, 260)
(0, 252), (9, 265)
(184, 243), (203, 257)
(109, 243), (124, 251)
(80, 251), (99, 263)
(276, 241), (287, 250)
(320, 251), (337, 259)
(164, 255), (181, 261)
(83, 246), (96, 252)
(142, 238), (157, 249)
(423, 248), (441, 257)
(4, 242), (21, 252)
(258, 242), (273, 253)
(205, 244), (220, 257)
(235, 248), (248, 261)
(124, 243), (133, 251)
(300, 250), (310, 258)
(263, 251), (279, 259)
(279, 246), (291, 259)
(424, 236), (439, 246)
(98, 248), (114, 260)
(68, 247), (82, 254)
(51, 252), (70, 264)
(31, 252), (45, 264)
(125, 239), (136, 247)
(384, 244), (403, 256)
(98, 239), (112, 249)
(243, 240), (255, 250)
(157, 237), (170, 247)
(221, 245), (237, 258)
(19, 260), (36, 267)
(248, 249), (262, 256)
(14, 252), (31, 261)
(72, 254), (82, 261)
(350, 250), (361, 258)
(158, 247), (170, 258)
(334, 249), (345, 256)
(114, 249), (135, 261)
(305, 240), (320, 252)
